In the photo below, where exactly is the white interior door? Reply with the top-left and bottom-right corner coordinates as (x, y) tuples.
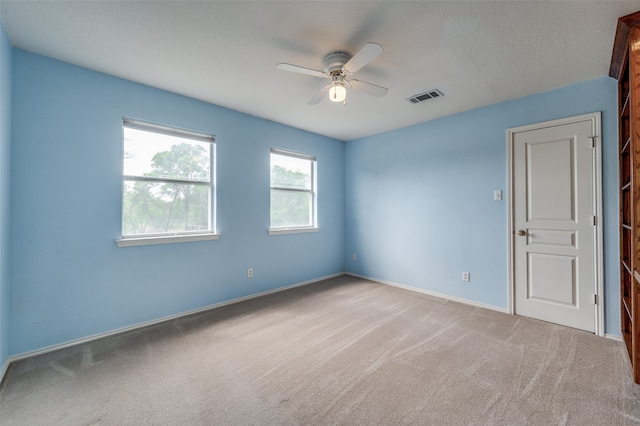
(510, 114), (601, 333)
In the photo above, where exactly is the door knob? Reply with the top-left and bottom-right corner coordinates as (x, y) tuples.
(517, 230), (526, 236)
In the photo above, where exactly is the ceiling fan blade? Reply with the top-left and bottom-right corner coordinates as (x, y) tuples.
(276, 63), (327, 78)
(349, 79), (388, 97)
(308, 84), (331, 105)
(342, 42), (383, 74)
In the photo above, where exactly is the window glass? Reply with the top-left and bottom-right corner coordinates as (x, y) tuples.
(122, 119), (214, 238)
(270, 155), (311, 190)
(270, 149), (316, 229)
(270, 190), (312, 228)
(124, 128), (210, 181)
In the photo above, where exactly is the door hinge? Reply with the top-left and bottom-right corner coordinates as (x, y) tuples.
(594, 294), (598, 305)
(589, 136), (598, 148)
(593, 216), (597, 226)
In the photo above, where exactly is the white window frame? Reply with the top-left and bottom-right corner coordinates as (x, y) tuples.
(268, 147), (319, 236)
(116, 118), (219, 247)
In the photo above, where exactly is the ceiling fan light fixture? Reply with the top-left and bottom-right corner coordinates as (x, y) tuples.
(277, 42), (387, 106)
(329, 82), (346, 103)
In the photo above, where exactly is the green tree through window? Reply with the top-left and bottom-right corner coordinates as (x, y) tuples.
(122, 119), (214, 238)
(270, 149), (317, 229)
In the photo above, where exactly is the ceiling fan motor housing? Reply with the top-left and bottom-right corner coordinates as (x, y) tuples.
(276, 42), (386, 105)
(323, 51), (351, 75)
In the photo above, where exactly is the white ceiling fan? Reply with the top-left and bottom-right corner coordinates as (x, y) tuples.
(277, 42), (389, 105)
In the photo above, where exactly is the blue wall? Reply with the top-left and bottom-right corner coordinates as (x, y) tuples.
(345, 77), (620, 334)
(4, 47), (622, 357)
(0, 23), (12, 368)
(9, 50), (345, 355)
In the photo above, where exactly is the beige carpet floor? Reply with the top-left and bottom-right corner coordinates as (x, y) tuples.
(2, 275), (640, 425)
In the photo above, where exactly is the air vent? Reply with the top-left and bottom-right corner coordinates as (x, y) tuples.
(408, 89), (444, 104)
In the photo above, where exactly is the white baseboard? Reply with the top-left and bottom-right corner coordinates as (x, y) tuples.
(605, 333), (624, 342)
(7, 272), (345, 364)
(347, 273), (628, 339)
(346, 272), (509, 314)
(0, 356), (9, 385)
(3, 271), (619, 383)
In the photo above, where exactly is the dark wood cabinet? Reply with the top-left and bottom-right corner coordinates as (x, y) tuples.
(611, 11), (640, 384)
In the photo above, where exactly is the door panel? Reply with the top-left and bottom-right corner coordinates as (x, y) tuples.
(527, 253), (576, 305)
(512, 119), (595, 332)
(527, 138), (574, 221)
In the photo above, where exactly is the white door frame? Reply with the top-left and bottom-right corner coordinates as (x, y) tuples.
(507, 112), (604, 336)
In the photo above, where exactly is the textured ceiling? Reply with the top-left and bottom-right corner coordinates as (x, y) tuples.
(1, 1), (639, 141)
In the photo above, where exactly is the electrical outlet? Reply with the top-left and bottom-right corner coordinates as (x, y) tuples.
(248, 268), (253, 278)
(462, 272), (470, 282)
(352, 253), (357, 261)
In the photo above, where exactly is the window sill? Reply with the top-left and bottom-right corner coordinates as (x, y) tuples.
(267, 227), (319, 236)
(115, 233), (221, 247)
